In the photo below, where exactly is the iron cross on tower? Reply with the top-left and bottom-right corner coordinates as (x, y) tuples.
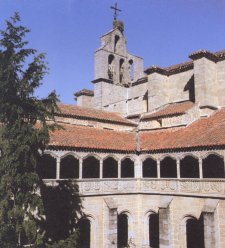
(110, 3), (122, 20)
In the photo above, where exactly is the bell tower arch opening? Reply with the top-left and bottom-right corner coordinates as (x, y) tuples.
(114, 35), (120, 53)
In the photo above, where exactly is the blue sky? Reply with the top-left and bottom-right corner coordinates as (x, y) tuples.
(1, 0), (225, 104)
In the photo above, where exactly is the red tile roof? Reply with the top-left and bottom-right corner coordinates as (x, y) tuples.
(57, 103), (136, 126)
(49, 124), (136, 151)
(140, 108), (225, 151)
(141, 101), (195, 120)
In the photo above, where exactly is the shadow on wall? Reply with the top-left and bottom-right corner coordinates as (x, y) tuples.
(40, 180), (84, 244)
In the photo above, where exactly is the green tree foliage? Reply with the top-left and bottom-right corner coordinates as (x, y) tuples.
(0, 13), (59, 247)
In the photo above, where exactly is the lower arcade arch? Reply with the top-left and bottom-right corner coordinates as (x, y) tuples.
(60, 155), (79, 179)
(117, 213), (129, 248)
(185, 215), (205, 248)
(148, 212), (159, 248)
(77, 218), (91, 248)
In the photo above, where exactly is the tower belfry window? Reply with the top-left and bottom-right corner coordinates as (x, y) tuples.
(108, 54), (115, 81)
(119, 59), (125, 84)
(129, 59), (134, 81)
(114, 35), (120, 53)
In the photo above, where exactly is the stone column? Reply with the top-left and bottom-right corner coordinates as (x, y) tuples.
(135, 157), (142, 178)
(177, 159), (180, 178)
(199, 158), (203, 179)
(79, 158), (83, 179)
(118, 160), (121, 178)
(159, 196), (173, 248)
(100, 159), (103, 179)
(157, 159), (161, 178)
(56, 157), (60, 180)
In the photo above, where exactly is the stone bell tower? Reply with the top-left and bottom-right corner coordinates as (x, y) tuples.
(93, 17), (144, 111)
(94, 20), (143, 85)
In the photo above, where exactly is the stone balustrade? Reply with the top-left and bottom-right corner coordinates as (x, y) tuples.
(44, 178), (225, 198)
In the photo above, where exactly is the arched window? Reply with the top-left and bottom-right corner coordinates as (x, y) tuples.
(114, 35), (120, 53)
(118, 213), (128, 248)
(129, 59), (134, 81)
(180, 156), (199, 178)
(77, 218), (91, 248)
(186, 216), (204, 248)
(203, 154), (225, 178)
(143, 158), (157, 178)
(108, 54), (115, 80)
(149, 213), (159, 248)
(160, 157), (177, 178)
(121, 158), (134, 178)
(60, 155), (79, 179)
(82, 156), (100, 178)
(103, 157), (118, 178)
(119, 59), (125, 84)
(37, 154), (56, 179)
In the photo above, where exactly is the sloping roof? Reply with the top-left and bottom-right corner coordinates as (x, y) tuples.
(57, 103), (137, 126)
(141, 101), (195, 120)
(140, 108), (225, 151)
(49, 124), (136, 152)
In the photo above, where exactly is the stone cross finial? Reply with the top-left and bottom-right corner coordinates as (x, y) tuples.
(110, 3), (122, 20)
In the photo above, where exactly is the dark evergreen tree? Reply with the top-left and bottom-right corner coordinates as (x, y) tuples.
(0, 13), (59, 247)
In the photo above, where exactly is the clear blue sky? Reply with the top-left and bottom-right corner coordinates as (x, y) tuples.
(1, 0), (225, 104)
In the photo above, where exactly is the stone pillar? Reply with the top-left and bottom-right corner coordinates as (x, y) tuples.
(79, 158), (83, 179)
(159, 196), (173, 248)
(203, 212), (216, 248)
(157, 159), (161, 178)
(100, 159), (103, 179)
(56, 157), (60, 180)
(199, 158), (203, 179)
(177, 159), (180, 178)
(202, 199), (219, 248)
(104, 198), (117, 248)
(118, 160), (121, 178)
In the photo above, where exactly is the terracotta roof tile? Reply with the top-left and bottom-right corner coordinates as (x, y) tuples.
(57, 103), (136, 126)
(49, 124), (136, 151)
(140, 108), (225, 151)
(141, 101), (195, 120)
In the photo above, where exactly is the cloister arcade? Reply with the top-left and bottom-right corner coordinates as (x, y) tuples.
(37, 152), (225, 180)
